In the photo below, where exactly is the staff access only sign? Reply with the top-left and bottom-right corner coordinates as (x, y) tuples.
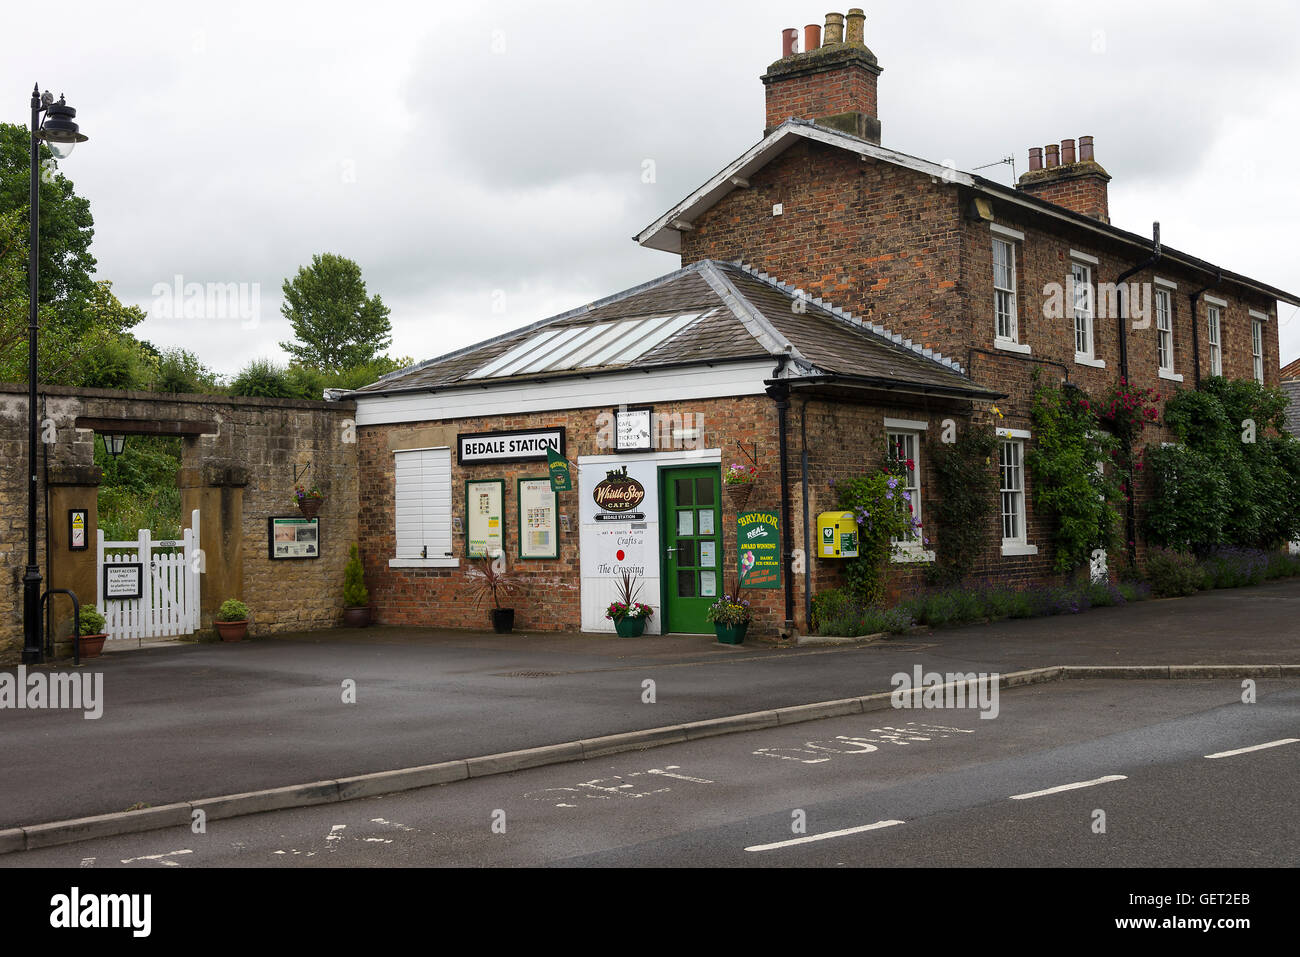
(737, 511), (780, 588)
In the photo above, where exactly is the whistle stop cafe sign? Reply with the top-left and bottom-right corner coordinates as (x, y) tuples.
(458, 428), (565, 465)
(737, 511), (780, 588)
(592, 467), (646, 520)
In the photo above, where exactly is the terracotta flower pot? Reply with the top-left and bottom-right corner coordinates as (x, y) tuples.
(216, 620), (248, 642)
(77, 634), (107, 658)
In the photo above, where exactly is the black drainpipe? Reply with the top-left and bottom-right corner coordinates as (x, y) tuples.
(1115, 222), (1161, 568)
(1188, 269), (1223, 387)
(800, 396), (812, 632)
(765, 376), (796, 634)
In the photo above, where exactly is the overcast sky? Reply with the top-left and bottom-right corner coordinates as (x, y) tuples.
(6, 0), (1299, 374)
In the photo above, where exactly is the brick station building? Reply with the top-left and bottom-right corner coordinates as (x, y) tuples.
(348, 9), (1298, 638)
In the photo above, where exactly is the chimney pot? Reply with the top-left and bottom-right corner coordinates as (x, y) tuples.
(824, 12), (845, 45)
(804, 23), (822, 53)
(781, 27), (799, 58)
(1078, 135), (1095, 162)
(1045, 144), (1060, 169)
(1028, 147), (1043, 171)
(845, 8), (865, 46)
(1060, 138), (1076, 165)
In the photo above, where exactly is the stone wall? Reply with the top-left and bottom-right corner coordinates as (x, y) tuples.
(0, 384), (357, 663)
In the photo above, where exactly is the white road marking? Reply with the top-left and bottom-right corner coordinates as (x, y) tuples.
(745, 820), (904, 852)
(1205, 738), (1299, 759)
(326, 824), (347, 843)
(80, 858), (95, 868)
(120, 849), (193, 864)
(1010, 775), (1127, 800)
(370, 818), (416, 831)
(362, 838), (393, 843)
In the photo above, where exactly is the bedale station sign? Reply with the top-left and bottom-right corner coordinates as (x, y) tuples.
(737, 511), (780, 588)
(458, 427), (565, 465)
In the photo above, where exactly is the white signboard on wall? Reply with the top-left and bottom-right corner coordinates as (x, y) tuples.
(577, 448), (720, 634)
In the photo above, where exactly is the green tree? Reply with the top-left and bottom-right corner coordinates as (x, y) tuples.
(278, 253), (392, 373)
(0, 122), (97, 328)
(0, 208), (142, 385)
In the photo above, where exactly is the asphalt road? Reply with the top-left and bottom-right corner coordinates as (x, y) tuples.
(1, 579), (1297, 828)
(6, 679), (1295, 868)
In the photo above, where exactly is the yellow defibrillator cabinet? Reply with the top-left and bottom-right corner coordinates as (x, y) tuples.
(817, 511), (859, 558)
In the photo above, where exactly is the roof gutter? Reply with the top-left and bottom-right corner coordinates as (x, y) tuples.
(773, 372), (1006, 402)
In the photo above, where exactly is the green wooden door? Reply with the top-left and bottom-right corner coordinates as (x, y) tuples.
(661, 466), (722, 634)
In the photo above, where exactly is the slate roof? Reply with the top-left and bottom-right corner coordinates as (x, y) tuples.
(636, 119), (1300, 308)
(348, 260), (999, 400)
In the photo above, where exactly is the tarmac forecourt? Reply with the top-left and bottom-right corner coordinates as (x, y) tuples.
(2, 663), (1295, 856)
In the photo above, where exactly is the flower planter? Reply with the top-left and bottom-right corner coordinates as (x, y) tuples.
(216, 620), (248, 642)
(726, 483), (755, 511)
(343, 606), (371, 628)
(715, 622), (749, 645)
(77, 634), (107, 659)
(298, 498), (322, 520)
(614, 616), (647, 638)
(490, 608), (515, 634)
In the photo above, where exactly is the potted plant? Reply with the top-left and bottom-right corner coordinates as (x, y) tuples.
(724, 463), (758, 510)
(464, 553), (522, 633)
(294, 483), (323, 519)
(215, 598), (250, 642)
(76, 604), (108, 659)
(706, 593), (753, 644)
(605, 571), (654, 637)
(342, 543), (371, 627)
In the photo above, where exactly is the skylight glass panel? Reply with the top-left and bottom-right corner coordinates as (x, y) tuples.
(586, 314), (680, 366)
(492, 326), (587, 377)
(608, 312), (701, 363)
(467, 327), (567, 379)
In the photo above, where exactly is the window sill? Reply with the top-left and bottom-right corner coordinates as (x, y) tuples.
(1073, 354), (1106, 368)
(1000, 542), (1039, 557)
(389, 557), (459, 568)
(994, 338), (1031, 355)
(891, 548), (935, 564)
(1158, 369), (1183, 382)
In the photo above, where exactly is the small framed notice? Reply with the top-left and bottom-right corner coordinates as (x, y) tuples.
(268, 516), (321, 560)
(103, 563), (143, 600)
(613, 407), (653, 453)
(466, 479), (505, 558)
(68, 509), (89, 551)
(518, 478), (558, 560)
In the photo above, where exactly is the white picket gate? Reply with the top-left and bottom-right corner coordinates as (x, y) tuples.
(97, 509), (201, 641)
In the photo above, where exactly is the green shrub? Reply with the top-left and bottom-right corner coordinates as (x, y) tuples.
(77, 604), (107, 636)
(217, 598), (249, 621)
(1265, 551), (1300, 580)
(924, 424), (997, 585)
(811, 589), (852, 632)
(343, 544), (369, 607)
(229, 358), (297, 398)
(1143, 548), (1207, 597)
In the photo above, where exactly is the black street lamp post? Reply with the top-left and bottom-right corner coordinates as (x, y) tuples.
(22, 85), (88, 665)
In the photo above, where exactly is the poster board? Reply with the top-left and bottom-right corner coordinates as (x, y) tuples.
(737, 510), (781, 588)
(518, 478), (559, 559)
(466, 479), (505, 558)
(268, 517), (321, 559)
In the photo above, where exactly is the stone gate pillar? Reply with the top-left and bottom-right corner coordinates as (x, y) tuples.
(180, 463), (248, 626)
(46, 464), (102, 657)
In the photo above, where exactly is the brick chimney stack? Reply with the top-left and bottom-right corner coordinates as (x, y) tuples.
(1017, 135), (1111, 223)
(761, 8), (883, 143)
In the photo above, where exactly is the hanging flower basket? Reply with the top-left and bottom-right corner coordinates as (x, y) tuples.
(294, 484), (323, 519)
(727, 482), (755, 511)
